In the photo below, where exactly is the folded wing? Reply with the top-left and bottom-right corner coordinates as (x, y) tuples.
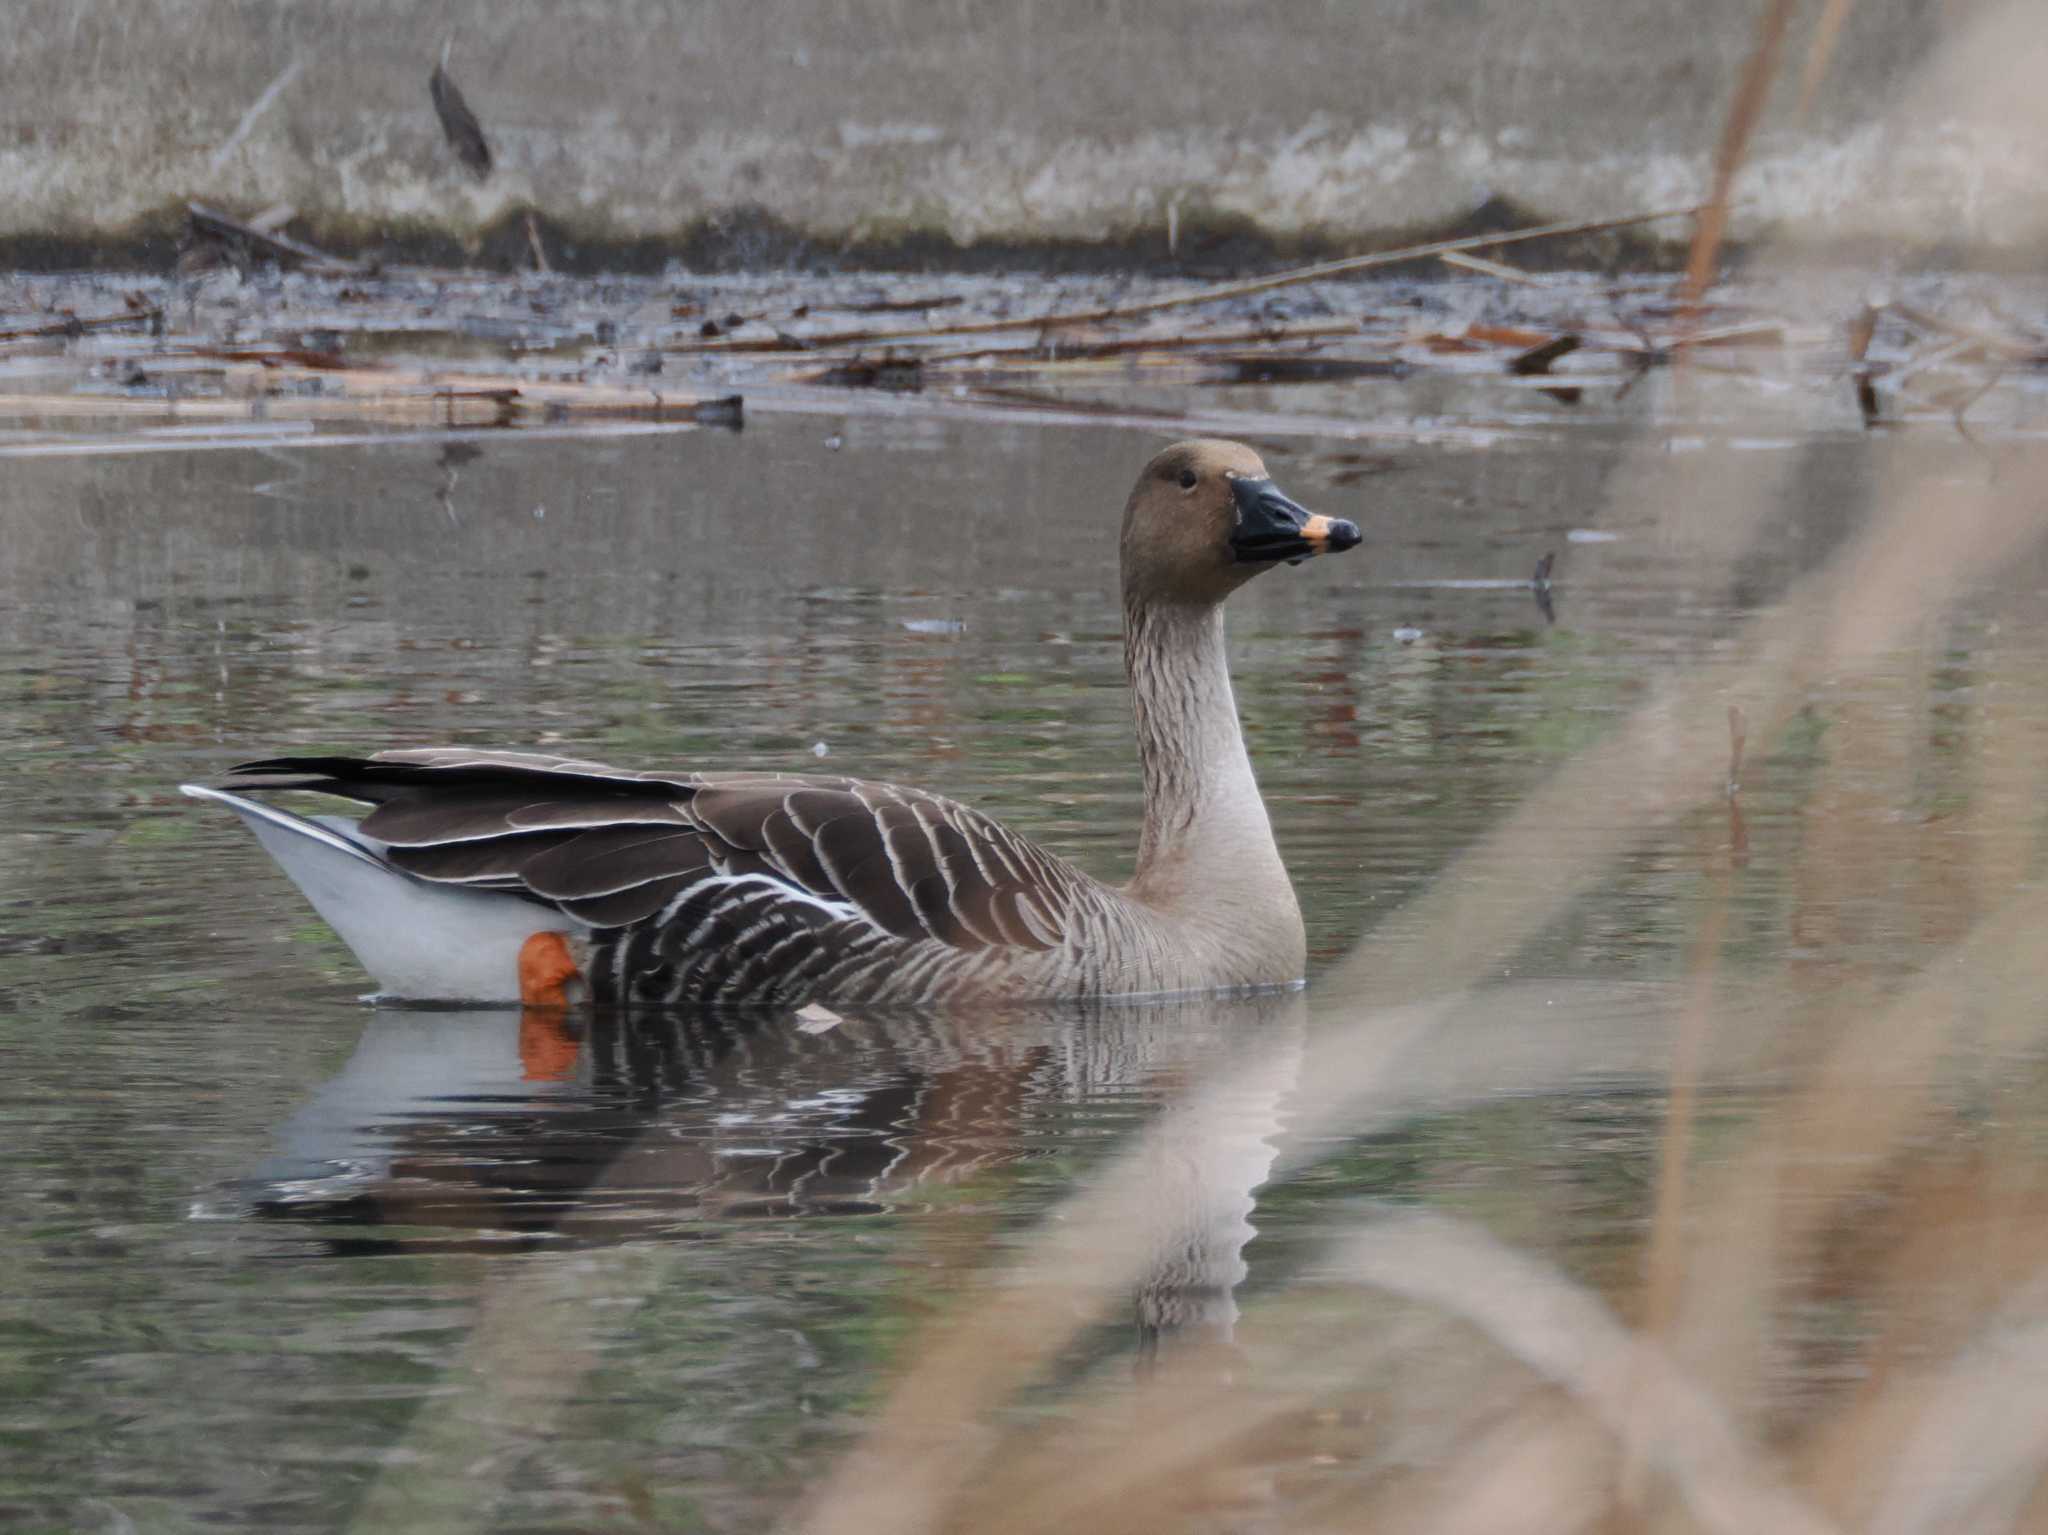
(218, 750), (1091, 953)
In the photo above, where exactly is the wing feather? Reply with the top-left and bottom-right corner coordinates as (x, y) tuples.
(760, 797), (836, 894)
(212, 753), (1092, 968)
(521, 826), (713, 900)
(800, 801), (924, 937)
(868, 788), (948, 940)
(561, 876), (693, 928)
(384, 830), (579, 885)
(361, 793), (692, 846)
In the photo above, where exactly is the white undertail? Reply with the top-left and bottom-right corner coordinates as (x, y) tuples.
(180, 785), (581, 1002)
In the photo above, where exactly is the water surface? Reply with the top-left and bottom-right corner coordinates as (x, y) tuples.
(6, 375), (2048, 1530)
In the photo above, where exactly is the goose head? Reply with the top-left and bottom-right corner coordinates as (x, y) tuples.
(1120, 439), (1361, 607)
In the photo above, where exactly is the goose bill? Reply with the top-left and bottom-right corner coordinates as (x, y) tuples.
(1227, 477), (1362, 565)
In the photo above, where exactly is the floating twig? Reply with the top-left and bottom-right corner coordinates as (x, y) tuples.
(844, 294), (967, 315)
(192, 343), (353, 370)
(1465, 322), (1564, 351)
(1215, 353), (1406, 384)
(0, 359), (741, 431)
(1948, 362), (2009, 443)
(814, 356), (925, 391)
(1509, 334), (1582, 375)
(1847, 306), (1892, 428)
(1684, 321), (1786, 349)
(1510, 334), (1583, 405)
(1439, 250), (1543, 284)
(920, 319), (1362, 366)
(185, 201), (358, 275)
(1890, 303), (2044, 363)
(664, 206), (1702, 356)
(0, 307), (164, 343)
(245, 202), (297, 236)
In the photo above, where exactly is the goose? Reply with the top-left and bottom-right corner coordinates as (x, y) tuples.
(183, 439), (1361, 1008)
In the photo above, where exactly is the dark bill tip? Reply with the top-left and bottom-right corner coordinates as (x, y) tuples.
(1318, 517), (1362, 553)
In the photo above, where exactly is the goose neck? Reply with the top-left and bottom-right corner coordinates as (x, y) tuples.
(1122, 593), (1282, 901)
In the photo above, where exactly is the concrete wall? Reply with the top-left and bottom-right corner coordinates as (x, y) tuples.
(2, 0), (2042, 266)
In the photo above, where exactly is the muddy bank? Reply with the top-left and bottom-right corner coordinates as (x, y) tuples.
(0, 195), (1705, 281)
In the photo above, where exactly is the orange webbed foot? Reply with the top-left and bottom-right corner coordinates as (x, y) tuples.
(518, 930), (584, 1009)
(518, 931), (585, 1081)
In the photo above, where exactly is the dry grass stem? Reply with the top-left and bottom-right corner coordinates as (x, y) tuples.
(1797, 0), (1863, 117)
(1339, 1212), (1842, 1535)
(1680, 0), (1801, 320)
(1438, 249), (1545, 283)
(667, 206), (1702, 357)
(1864, 1298), (2048, 1535)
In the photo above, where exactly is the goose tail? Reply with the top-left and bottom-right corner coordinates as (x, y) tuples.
(181, 784), (580, 1003)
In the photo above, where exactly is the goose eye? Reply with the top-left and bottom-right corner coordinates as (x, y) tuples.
(1177, 469), (1198, 490)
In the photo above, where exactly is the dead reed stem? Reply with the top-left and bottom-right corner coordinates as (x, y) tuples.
(667, 206), (1701, 357)
(1339, 1213), (1843, 1535)
(1680, 0), (1801, 320)
(0, 307), (159, 342)
(1797, 0), (1862, 116)
(915, 318), (1363, 365)
(1623, 856), (1733, 1508)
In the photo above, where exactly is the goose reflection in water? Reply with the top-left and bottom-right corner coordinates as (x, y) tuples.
(244, 990), (1306, 1350)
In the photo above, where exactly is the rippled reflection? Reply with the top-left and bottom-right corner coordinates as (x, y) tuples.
(246, 992), (1303, 1347)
